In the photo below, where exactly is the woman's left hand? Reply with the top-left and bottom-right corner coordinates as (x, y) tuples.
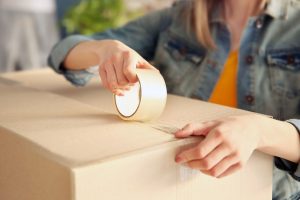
(175, 114), (263, 178)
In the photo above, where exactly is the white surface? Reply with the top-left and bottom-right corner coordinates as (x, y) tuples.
(1, 0), (55, 12)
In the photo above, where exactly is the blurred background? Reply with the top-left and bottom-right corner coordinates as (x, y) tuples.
(0, 0), (174, 73)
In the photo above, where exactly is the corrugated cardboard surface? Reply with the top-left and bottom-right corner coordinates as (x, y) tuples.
(2, 69), (264, 127)
(0, 126), (72, 200)
(0, 84), (176, 165)
(0, 69), (273, 200)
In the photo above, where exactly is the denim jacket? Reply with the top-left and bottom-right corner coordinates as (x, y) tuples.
(49, 0), (300, 199)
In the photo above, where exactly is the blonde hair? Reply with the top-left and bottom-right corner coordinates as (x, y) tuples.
(194, 0), (219, 49)
(193, 0), (267, 49)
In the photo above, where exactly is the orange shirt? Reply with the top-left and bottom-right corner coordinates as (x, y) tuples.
(209, 51), (238, 108)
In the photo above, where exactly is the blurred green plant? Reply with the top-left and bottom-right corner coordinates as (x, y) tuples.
(63, 0), (143, 35)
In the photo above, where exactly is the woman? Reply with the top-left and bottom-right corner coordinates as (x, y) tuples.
(48, 0), (300, 199)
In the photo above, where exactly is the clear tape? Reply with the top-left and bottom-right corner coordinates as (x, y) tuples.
(114, 69), (167, 122)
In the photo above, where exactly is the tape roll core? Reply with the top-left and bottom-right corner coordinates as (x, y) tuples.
(114, 69), (167, 122)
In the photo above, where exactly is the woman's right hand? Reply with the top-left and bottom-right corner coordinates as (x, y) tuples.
(94, 40), (157, 96)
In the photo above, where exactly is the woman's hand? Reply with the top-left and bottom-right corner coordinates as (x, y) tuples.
(175, 114), (263, 178)
(95, 40), (157, 96)
(64, 40), (157, 95)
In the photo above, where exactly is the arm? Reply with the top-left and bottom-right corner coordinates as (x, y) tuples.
(48, 6), (173, 87)
(175, 114), (300, 178)
(259, 118), (300, 163)
(275, 119), (300, 180)
(63, 39), (158, 96)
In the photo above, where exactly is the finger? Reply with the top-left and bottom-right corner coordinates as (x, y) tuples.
(175, 136), (222, 164)
(113, 88), (125, 96)
(121, 85), (131, 91)
(113, 83), (133, 95)
(208, 154), (240, 178)
(217, 163), (242, 178)
(200, 170), (211, 176)
(113, 56), (129, 86)
(175, 121), (218, 138)
(99, 66), (109, 89)
(186, 144), (231, 170)
(111, 84), (132, 90)
(128, 83), (136, 86)
(104, 62), (119, 91)
(123, 52), (138, 83)
(137, 59), (157, 70)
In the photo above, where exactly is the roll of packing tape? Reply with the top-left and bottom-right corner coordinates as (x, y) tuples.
(114, 69), (167, 122)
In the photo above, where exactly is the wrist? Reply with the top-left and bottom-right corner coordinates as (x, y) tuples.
(256, 117), (300, 163)
(86, 40), (103, 58)
(256, 117), (282, 150)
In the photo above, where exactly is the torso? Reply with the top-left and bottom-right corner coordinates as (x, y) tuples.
(153, 0), (300, 120)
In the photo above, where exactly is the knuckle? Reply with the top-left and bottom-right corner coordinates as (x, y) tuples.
(209, 169), (219, 177)
(195, 148), (204, 159)
(202, 159), (212, 170)
(236, 161), (244, 169)
(109, 82), (117, 89)
(230, 143), (238, 152)
(123, 67), (135, 79)
(214, 129), (225, 140)
(102, 61), (110, 68)
(112, 40), (123, 47)
(122, 50), (131, 57)
(232, 151), (241, 160)
(110, 55), (118, 63)
(224, 142), (235, 152)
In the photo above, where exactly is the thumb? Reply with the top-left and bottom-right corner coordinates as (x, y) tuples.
(137, 59), (158, 71)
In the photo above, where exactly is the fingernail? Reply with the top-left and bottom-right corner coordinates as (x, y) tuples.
(117, 90), (124, 96)
(113, 90), (123, 96)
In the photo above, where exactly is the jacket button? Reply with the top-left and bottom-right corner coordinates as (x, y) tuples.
(180, 47), (187, 55)
(256, 19), (263, 29)
(245, 95), (254, 104)
(246, 56), (254, 64)
(287, 55), (295, 65)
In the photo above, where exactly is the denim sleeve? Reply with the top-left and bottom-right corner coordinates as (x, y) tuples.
(47, 6), (174, 86)
(274, 119), (300, 181)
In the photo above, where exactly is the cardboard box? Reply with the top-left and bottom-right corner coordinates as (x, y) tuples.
(1, 69), (268, 127)
(0, 70), (272, 200)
